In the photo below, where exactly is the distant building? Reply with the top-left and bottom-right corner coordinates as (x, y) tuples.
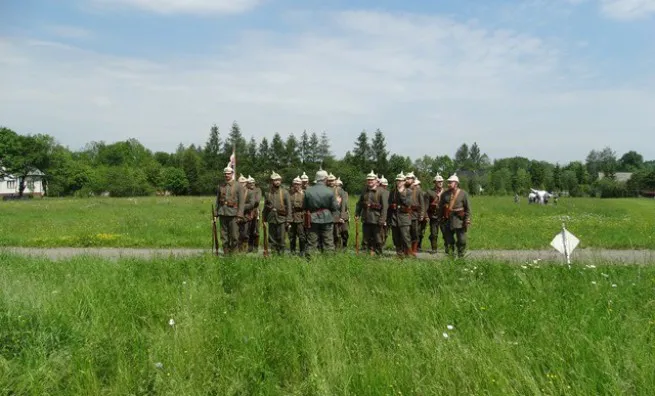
(0, 167), (45, 197)
(597, 172), (633, 183)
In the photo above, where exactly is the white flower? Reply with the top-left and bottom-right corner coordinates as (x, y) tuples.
(182, 281), (187, 285)
(169, 318), (175, 326)
(601, 273), (609, 278)
(611, 284), (617, 288)
(155, 362), (164, 369)
(521, 265), (528, 269)
(447, 325), (454, 330)
(591, 281), (597, 285)
(442, 332), (449, 339)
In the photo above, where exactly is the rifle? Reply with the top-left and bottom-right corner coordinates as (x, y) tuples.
(211, 204), (219, 256)
(262, 213), (269, 257)
(355, 217), (360, 255)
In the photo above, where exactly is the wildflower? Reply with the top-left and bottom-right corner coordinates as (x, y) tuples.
(611, 284), (617, 288)
(182, 281), (187, 285)
(591, 281), (597, 285)
(442, 332), (449, 339)
(169, 318), (175, 326)
(447, 325), (454, 330)
(601, 273), (609, 278)
(155, 362), (164, 369)
(521, 265), (528, 269)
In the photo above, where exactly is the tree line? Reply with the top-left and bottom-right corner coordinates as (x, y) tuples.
(1, 124), (654, 198)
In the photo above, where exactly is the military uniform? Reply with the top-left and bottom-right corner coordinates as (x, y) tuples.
(337, 180), (350, 249)
(288, 177), (307, 255)
(262, 172), (292, 255)
(388, 172), (413, 257)
(439, 174), (471, 258)
(378, 176), (390, 249)
(330, 176), (349, 250)
(355, 171), (389, 255)
(215, 165), (246, 254)
(247, 177), (262, 252)
(303, 170), (340, 256)
(425, 174), (445, 253)
(406, 172), (426, 254)
(415, 179), (430, 252)
(237, 175), (252, 251)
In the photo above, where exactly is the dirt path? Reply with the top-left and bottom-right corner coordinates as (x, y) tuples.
(2, 247), (654, 264)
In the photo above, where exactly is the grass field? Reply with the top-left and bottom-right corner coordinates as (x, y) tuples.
(1, 252), (654, 395)
(1, 196), (653, 249)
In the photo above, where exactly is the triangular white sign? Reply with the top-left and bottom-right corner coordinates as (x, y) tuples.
(550, 228), (579, 255)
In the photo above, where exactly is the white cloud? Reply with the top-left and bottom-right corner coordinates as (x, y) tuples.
(0, 10), (653, 163)
(90, 0), (262, 14)
(600, 0), (655, 20)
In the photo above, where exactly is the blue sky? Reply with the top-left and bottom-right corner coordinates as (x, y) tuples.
(1, 0), (654, 164)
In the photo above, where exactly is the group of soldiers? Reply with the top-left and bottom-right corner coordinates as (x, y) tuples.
(214, 163), (472, 258)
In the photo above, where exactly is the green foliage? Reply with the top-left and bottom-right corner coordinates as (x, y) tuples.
(1, 253), (654, 395)
(162, 167), (190, 196)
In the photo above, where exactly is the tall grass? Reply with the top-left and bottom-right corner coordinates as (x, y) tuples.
(1, 252), (654, 394)
(0, 195), (654, 249)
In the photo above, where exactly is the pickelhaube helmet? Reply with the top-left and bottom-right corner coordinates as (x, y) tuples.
(238, 174), (247, 183)
(447, 173), (459, 183)
(405, 171), (416, 179)
(300, 172), (309, 181)
(380, 175), (389, 186)
(223, 162), (234, 174)
(293, 176), (302, 184)
(327, 173), (337, 181)
(366, 170), (377, 180)
(247, 175), (255, 183)
(396, 171), (406, 181)
(270, 171), (282, 180)
(336, 177), (343, 186)
(315, 169), (328, 182)
(434, 173), (444, 182)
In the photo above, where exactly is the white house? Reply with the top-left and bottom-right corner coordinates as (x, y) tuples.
(0, 167), (45, 197)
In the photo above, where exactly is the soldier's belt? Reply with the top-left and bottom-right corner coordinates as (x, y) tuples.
(220, 201), (238, 208)
(365, 203), (382, 210)
(399, 207), (413, 214)
(293, 208), (305, 213)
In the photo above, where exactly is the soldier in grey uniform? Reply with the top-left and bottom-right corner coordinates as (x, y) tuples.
(335, 177), (350, 249)
(439, 173), (471, 258)
(262, 171), (292, 255)
(415, 178), (429, 252)
(300, 172), (310, 191)
(378, 175), (390, 249)
(388, 172), (413, 257)
(355, 170), (389, 256)
(246, 176), (261, 253)
(425, 173), (445, 254)
(303, 169), (340, 257)
(238, 174), (251, 252)
(288, 176), (307, 255)
(405, 171), (426, 255)
(215, 163), (246, 254)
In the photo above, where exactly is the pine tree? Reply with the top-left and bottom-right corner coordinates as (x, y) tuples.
(454, 143), (470, 170)
(370, 128), (389, 175)
(307, 132), (319, 164)
(258, 137), (272, 171)
(203, 124), (222, 170)
(317, 131), (332, 164)
(300, 130), (309, 164)
(285, 134), (301, 167)
(271, 133), (285, 170)
(223, 121), (246, 159)
(352, 130), (370, 170)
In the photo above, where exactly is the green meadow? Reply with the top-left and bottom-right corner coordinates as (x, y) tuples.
(1, 196), (654, 249)
(1, 253), (654, 395)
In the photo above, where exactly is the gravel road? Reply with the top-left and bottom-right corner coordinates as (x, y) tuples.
(2, 247), (654, 264)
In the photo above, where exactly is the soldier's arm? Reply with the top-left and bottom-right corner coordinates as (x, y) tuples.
(330, 193), (340, 218)
(285, 190), (292, 223)
(463, 193), (471, 222)
(340, 192), (349, 219)
(380, 191), (389, 224)
(419, 190), (427, 218)
(214, 186), (226, 217)
(237, 185), (246, 218)
(261, 192), (270, 220)
(354, 194), (363, 218)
